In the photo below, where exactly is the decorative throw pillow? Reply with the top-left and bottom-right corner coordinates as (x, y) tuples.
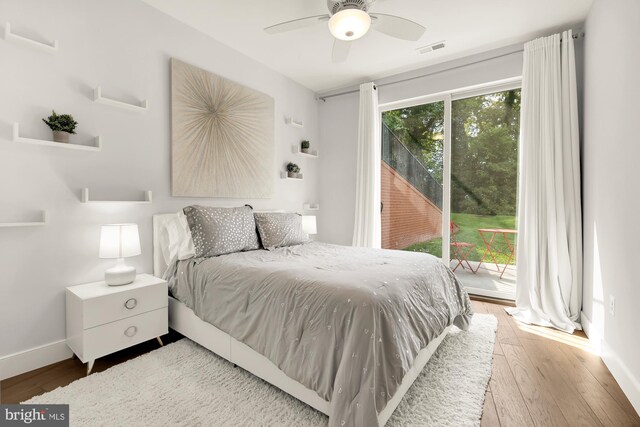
(183, 205), (260, 257)
(254, 212), (309, 250)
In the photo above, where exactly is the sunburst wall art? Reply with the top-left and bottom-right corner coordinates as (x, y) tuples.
(171, 59), (275, 198)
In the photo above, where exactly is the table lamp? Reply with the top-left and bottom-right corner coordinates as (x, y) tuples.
(302, 215), (317, 235)
(99, 223), (141, 286)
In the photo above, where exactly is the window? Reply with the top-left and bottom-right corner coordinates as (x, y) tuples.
(380, 85), (521, 299)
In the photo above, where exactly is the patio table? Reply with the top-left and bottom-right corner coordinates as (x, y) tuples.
(476, 228), (517, 279)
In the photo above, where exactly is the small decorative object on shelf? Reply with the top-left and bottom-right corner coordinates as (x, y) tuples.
(301, 140), (311, 154)
(42, 110), (77, 143)
(286, 162), (301, 178)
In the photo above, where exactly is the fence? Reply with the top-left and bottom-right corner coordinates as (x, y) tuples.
(381, 124), (443, 209)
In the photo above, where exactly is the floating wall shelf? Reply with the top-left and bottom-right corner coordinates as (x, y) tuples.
(93, 86), (148, 112)
(0, 211), (48, 228)
(280, 172), (303, 180)
(285, 117), (303, 128)
(303, 204), (320, 211)
(81, 188), (153, 204)
(13, 123), (101, 151)
(296, 146), (319, 158)
(4, 22), (58, 52)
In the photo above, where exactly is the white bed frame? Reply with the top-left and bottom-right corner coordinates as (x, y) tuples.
(153, 214), (451, 426)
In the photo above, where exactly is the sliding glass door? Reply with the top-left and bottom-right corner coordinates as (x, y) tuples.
(380, 86), (521, 300)
(449, 89), (520, 299)
(380, 100), (445, 258)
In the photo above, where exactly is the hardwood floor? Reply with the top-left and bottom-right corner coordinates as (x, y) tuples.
(475, 300), (640, 427)
(1, 301), (638, 426)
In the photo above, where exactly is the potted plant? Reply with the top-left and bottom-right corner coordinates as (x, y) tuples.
(42, 110), (78, 143)
(286, 162), (301, 178)
(301, 140), (311, 154)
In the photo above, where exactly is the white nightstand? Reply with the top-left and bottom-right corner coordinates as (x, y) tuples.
(66, 273), (168, 374)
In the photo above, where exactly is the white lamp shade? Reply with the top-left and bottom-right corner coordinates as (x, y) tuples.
(99, 224), (141, 259)
(328, 9), (371, 41)
(302, 216), (317, 235)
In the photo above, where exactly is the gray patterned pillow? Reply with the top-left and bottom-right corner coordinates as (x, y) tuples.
(254, 212), (309, 250)
(183, 205), (260, 257)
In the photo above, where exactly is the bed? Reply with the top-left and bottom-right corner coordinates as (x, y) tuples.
(153, 213), (472, 427)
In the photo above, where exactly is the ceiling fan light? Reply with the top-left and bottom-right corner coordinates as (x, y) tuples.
(328, 9), (371, 41)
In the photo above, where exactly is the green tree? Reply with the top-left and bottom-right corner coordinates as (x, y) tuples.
(382, 89), (521, 216)
(451, 90), (520, 215)
(383, 101), (444, 183)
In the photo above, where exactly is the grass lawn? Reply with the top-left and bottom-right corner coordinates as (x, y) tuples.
(403, 213), (517, 264)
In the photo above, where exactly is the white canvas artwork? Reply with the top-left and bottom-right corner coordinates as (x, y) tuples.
(171, 59), (275, 198)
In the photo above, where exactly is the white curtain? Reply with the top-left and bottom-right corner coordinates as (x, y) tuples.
(506, 30), (583, 333)
(352, 82), (381, 248)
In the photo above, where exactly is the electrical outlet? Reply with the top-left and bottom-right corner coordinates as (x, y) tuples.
(609, 295), (615, 316)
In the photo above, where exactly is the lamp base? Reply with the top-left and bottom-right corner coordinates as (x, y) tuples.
(105, 260), (136, 286)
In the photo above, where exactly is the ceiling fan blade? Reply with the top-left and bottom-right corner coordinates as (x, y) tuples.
(370, 13), (426, 41)
(264, 15), (329, 34)
(332, 39), (351, 63)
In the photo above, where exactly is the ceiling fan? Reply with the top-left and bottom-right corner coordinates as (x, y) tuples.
(264, 0), (426, 63)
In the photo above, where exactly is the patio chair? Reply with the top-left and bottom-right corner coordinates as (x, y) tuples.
(450, 222), (476, 273)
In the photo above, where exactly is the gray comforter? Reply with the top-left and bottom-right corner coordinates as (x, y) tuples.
(166, 242), (472, 427)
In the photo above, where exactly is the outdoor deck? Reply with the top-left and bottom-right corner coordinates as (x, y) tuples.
(450, 260), (516, 300)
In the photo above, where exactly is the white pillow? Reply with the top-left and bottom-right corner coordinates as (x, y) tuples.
(176, 210), (195, 260)
(164, 211), (195, 264)
(158, 224), (172, 267)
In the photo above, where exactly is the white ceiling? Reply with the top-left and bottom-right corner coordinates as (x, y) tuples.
(141, 0), (593, 93)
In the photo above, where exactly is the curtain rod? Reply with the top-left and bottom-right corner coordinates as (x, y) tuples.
(317, 32), (584, 102)
(316, 50), (522, 102)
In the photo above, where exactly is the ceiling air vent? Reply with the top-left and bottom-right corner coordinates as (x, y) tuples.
(417, 41), (446, 54)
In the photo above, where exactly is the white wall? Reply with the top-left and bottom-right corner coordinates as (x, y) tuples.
(318, 45), (525, 245)
(582, 0), (640, 413)
(317, 93), (360, 245)
(0, 0), (320, 372)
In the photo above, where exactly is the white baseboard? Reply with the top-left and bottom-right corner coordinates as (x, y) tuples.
(580, 310), (592, 337)
(582, 310), (640, 416)
(601, 341), (640, 417)
(580, 310), (603, 354)
(0, 340), (72, 381)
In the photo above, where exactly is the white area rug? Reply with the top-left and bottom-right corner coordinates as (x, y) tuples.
(27, 314), (497, 426)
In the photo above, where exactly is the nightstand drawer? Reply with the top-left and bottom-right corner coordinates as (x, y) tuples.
(83, 307), (168, 361)
(83, 282), (167, 329)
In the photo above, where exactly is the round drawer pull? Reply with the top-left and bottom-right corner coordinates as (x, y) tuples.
(124, 326), (138, 337)
(124, 298), (137, 310)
